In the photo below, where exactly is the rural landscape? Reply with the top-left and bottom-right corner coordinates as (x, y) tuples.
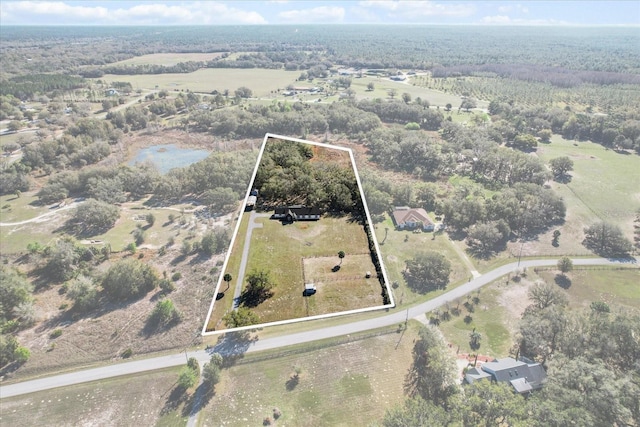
(205, 136), (391, 333)
(1, 15), (639, 427)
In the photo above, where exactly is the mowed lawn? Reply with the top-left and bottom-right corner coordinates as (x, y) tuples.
(217, 214), (382, 327)
(100, 68), (300, 97)
(199, 326), (418, 427)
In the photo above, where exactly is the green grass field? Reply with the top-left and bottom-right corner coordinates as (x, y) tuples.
(376, 214), (469, 307)
(220, 214), (382, 326)
(538, 136), (640, 236)
(199, 326), (418, 426)
(100, 68), (301, 97)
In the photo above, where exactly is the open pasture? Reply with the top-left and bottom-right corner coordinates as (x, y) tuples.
(0, 367), (189, 427)
(200, 326), (417, 426)
(100, 68), (300, 97)
(109, 52), (225, 66)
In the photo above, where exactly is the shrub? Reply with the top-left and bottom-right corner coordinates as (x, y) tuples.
(171, 272), (182, 281)
(50, 329), (63, 338)
(121, 348), (133, 358)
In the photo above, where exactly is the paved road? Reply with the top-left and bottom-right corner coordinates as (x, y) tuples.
(1, 257), (635, 399)
(232, 211), (270, 309)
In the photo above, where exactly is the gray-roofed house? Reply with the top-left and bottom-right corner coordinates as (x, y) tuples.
(273, 205), (321, 222)
(391, 206), (435, 231)
(465, 357), (546, 394)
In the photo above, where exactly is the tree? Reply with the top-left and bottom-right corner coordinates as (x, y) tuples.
(240, 270), (274, 307)
(583, 221), (633, 256)
(223, 307), (259, 328)
(557, 256), (573, 275)
(178, 366), (197, 390)
(0, 334), (30, 366)
(67, 275), (98, 312)
(404, 325), (459, 406)
(634, 208), (640, 250)
(383, 397), (459, 426)
(202, 352), (223, 391)
(145, 213), (155, 227)
(102, 259), (159, 300)
(462, 380), (526, 426)
(223, 273), (232, 291)
(234, 86), (252, 99)
(0, 268), (33, 321)
(445, 103), (452, 112)
(469, 330), (482, 350)
(101, 100), (112, 112)
(70, 199), (119, 235)
(338, 250), (345, 266)
(528, 281), (568, 310)
(148, 299), (181, 328)
(404, 251), (451, 293)
(510, 133), (538, 151)
(549, 156), (574, 179)
(402, 92), (412, 104)
(7, 120), (22, 133)
(466, 222), (508, 257)
(366, 82), (375, 91)
(388, 88), (397, 99)
(460, 98), (477, 112)
(45, 237), (82, 282)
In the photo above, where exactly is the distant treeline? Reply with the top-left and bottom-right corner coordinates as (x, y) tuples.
(431, 64), (640, 88)
(0, 74), (86, 99)
(3, 26), (638, 77)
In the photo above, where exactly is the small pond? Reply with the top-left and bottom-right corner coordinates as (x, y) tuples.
(129, 144), (210, 174)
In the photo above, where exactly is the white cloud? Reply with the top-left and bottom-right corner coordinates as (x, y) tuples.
(359, 0), (475, 18)
(278, 6), (345, 23)
(480, 15), (570, 26)
(0, 1), (267, 25)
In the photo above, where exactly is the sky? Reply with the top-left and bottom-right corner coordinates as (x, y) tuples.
(0, 1), (638, 26)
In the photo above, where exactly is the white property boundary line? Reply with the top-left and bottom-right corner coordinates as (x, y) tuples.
(201, 133), (394, 336)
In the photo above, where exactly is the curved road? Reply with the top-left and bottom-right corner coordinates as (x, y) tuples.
(1, 256), (636, 399)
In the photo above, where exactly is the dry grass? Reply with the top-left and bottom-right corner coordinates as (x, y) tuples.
(109, 52), (225, 66)
(1, 367), (190, 427)
(200, 326), (418, 426)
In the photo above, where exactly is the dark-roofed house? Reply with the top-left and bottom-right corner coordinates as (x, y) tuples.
(391, 207), (435, 231)
(465, 357), (546, 394)
(273, 205), (321, 222)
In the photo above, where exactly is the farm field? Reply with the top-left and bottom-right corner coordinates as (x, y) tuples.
(99, 68), (300, 97)
(199, 326), (418, 426)
(0, 367), (190, 427)
(109, 52), (225, 66)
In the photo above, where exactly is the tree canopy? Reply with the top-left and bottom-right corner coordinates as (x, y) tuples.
(102, 259), (159, 301)
(404, 251), (451, 293)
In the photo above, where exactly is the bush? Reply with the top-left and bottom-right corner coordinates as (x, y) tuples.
(148, 299), (181, 328)
(159, 279), (176, 293)
(102, 259), (159, 301)
(50, 329), (63, 338)
(171, 272), (182, 281)
(121, 348), (133, 358)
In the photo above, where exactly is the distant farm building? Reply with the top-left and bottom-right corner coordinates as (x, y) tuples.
(273, 205), (321, 221)
(105, 88), (119, 97)
(391, 207), (435, 231)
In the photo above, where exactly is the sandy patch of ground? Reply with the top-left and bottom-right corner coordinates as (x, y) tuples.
(496, 280), (534, 331)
